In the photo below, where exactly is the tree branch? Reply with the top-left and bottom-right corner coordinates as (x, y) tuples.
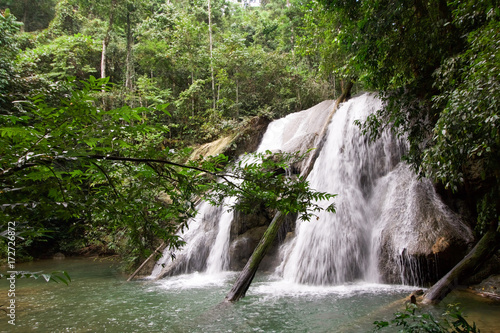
(85, 154), (219, 175)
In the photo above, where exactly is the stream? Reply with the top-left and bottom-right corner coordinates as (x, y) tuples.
(1, 258), (499, 332)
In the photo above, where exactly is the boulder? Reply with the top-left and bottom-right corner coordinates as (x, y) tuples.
(230, 208), (271, 242)
(469, 274), (500, 301)
(373, 164), (474, 286)
(53, 252), (65, 259)
(229, 226), (268, 270)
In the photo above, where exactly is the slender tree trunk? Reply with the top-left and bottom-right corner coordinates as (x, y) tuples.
(208, 0), (216, 111)
(127, 242), (165, 281)
(333, 77), (336, 98)
(125, 10), (134, 92)
(225, 212), (286, 301)
(101, 0), (117, 81)
(225, 92), (350, 302)
(339, 79), (354, 103)
(217, 83), (220, 106)
(191, 71), (194, 117)
(21, 0), (27, 32)
(422, 227), (500, 304)
(101, 40), (107, 79)
(236, 78), (239, 119)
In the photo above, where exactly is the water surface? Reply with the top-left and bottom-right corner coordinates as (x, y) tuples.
(0, 258), (498, 332)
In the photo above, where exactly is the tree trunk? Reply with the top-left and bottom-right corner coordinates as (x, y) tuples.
(127, 242), (165, 281)
(208, 0), (216, 111)
(101, 0), (117, 81)
(236, 78), (239, 119)
(339, 79), (354, 103)
(21, 1), (27, 32)
(300, 82), (353, 178)
(422, 228), (500, 304)
(225, 92), (351, 302)
(125, 10), (134, 92)
(225, 212), (286, 302)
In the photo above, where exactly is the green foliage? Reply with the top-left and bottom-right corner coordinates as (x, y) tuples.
(0, 0), (57, 32)
(0, 9), (22, 101)
(306, 0), (500, 236)
(374, 304), (480, 333)
(17, 33), (100, 80)
(1, 75), (337, 264)
(47, 0), (85, 37)
(423, 18), (500, 192)
(0, 76), (190, 259)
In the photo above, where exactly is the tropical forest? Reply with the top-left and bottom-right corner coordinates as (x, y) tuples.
(0, 0), (499, 331)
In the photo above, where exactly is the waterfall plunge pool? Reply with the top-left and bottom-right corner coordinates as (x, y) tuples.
(1, 258), (499, 332)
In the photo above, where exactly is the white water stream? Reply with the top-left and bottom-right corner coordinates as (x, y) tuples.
(151, 93), (472, 286)
(278, 94), (397, 285)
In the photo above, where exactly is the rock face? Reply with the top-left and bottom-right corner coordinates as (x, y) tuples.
(228, 209), (296, 271)
(373, 165), (474, 285)
(229, 226), (268, 270)
(189, 116), (272, 161)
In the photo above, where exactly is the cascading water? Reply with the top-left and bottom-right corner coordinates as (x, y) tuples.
(278, 93), (472, 285)
(150, 201), (223, 277)
(150, 100), (335, 279)
(278, 94), (404, 285)
(151, 93), (472, 286)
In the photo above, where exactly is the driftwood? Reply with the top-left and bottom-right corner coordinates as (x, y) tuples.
(422, 228), (500, 304)
(127, 242), (165, 281)
(225, 87), (353, 302)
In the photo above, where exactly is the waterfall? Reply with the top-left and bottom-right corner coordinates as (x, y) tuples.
(205, 197), (237, 273)
(151, 93), (472, 285)
(278, 94), (403, 284)
(278, 93), (472, 285)
(150, 99), (335, 279)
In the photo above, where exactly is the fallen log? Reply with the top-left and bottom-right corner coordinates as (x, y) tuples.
(127, 241), (165, 281)
(225, 211), (286, 301)
(422, 228), (500, 304)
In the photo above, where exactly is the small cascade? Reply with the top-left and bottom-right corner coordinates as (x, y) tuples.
(205, 197), (237, 273)
(150, 201), (223, 278)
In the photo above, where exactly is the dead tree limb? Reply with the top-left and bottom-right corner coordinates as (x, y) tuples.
(422, 228), (500, 304)
(225, 212), (286, 301)
(127, 242), (166, 281)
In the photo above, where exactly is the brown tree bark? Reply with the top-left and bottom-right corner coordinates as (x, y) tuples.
(422, 227), (500, 304)
(339, 79), (354, 103)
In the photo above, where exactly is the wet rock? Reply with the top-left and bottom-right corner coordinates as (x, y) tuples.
(469, 275), (500, 301)
(53, 252), (65, 259)
(230, 209), (272, 242)
(229, 226), (268, 270)
(374, 165), (474, 286)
